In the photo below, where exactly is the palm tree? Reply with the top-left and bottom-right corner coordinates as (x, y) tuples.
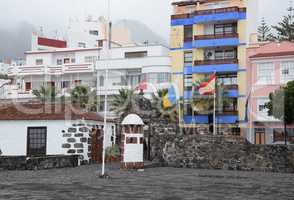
(111, 89), (135, 116)
(71, 85), (91, 109)
(33, 85), (56, 103)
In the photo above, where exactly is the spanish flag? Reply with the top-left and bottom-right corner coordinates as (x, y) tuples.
(163, 86), (177, 108)
(198, 73), (216, 95)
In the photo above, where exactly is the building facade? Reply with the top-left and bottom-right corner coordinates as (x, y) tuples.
(1, 47), (100, 100)
(247, 41), (294, 144)
(96, 44), (171, 116)
(170, 0), (251, 135)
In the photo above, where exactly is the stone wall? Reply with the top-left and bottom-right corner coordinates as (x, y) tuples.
(149, 124), (294, 173)
(0, 155), (79, 170)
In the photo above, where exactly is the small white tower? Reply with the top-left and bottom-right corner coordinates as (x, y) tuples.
(121, 114), (144, 170)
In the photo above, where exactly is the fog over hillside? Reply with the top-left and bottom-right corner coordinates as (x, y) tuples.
(0, 22), (35, 60)
(0, 20), (166, 60)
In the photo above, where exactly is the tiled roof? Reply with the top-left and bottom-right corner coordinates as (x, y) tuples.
(0, 103), (105, 122)
(250, 51), (294, 58)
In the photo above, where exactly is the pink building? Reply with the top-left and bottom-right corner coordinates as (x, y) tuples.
(247, 41), (294, 144)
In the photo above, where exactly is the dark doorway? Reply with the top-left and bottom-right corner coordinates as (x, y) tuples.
(27, 127), (47, 157)
(208, 114), (213, 133)
(90, 129), (103, 163)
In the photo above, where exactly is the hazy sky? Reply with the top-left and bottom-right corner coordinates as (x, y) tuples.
(0, 0), (292, 39)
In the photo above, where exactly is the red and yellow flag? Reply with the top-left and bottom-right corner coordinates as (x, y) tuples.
(198, 74), (216, 95)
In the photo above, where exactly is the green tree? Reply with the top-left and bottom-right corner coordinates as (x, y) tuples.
(265, 80), (294, 144)
(33, 85), (56, 103)
(0, 74), (9, 80)
(272, 6), (294, 41)
(258, 18), (274, 41)
(111, 89), (135, 116)
(71, 85), (89, 108)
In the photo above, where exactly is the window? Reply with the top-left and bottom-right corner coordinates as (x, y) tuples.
(280, 61), (294, 83)
(71, 58), (76, 63)
(257, 63), (274, 85)
(61, 81), (70, 88)
(25, 82), (32, 91)
(214, 23), (237, 35)
(85, 56), (97, 63)
(217, 75), (237, 86)
(78, 42), (86, 48)
(184, 102), (193, 115)
(126, 137), (138, 144)
(223, 98), (238, 112)
(99, 75), (104, 87)
(36, 59), (43, 65)
(184, 75), (193, 90)
(184, 25), (193, 41)
(74, 80), (81, 85)
(257, 99), (269, 115)
(64, 58), (70, 64)
(27, 127), (47, 157)
(214, 48), (236, 60)
(57, 59), (63, 65)
(125, 51), (147, 58)
(89, 30), (99, 36)
(184, 51), (193, 66)
(98, 40), (103, 47)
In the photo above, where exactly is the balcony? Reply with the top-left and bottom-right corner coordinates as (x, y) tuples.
(171, 7), (246, 26)
(194, 33), (239, 40)
(193, 33), (239, 48)
(194, 58), (238, 66)
(194, 7), (246, 16)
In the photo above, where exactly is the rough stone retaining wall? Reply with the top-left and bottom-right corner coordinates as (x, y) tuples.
(149, 123), (294, 173)
(0, 155), (79, 170)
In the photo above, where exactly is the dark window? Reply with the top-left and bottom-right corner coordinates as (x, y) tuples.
(64, 58), (70, 64)
(126, 137), (138, 144)
(36, 59), (43, 65)
(57, 59), (63, 65)
(27, 127), (47, 157)
(25, 82), (32, 91)
(61, 81), (70, 88)
(78, 42), (86, 48)
(184, 102), (193, 115)
(71, 58), (76, 63)
(184, 51), (193, 66)
(89, 30), (99, 36)
(184, 25), (193, 41)
(98, 40), (103, 47)
(184, 75), (193, 90)
(125, 51), (147, 58)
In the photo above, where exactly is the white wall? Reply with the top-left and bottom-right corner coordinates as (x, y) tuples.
(0, 120), (115, 158)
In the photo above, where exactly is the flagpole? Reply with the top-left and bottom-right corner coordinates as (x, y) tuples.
(101, 0), (111, 177)
(213, 72), (216, 136)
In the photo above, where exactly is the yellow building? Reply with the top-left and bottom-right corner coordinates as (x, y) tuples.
(170, 0), (248, 136)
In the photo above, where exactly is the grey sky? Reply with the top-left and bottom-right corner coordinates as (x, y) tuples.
(0, 0), (292, 40)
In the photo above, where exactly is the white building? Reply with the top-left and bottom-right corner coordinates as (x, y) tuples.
(96, 44), (171, 113)
(2, 47), (101, 100)
(0, 103), (116, 162)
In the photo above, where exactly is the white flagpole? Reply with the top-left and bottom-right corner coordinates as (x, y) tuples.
(101, 0), (111, 177)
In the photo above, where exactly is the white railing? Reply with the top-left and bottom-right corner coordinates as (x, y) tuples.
(7, 63), (95, 76)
